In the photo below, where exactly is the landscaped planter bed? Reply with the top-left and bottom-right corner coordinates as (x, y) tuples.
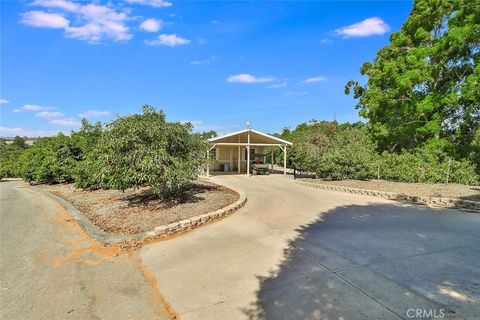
(297, 179), (480, 211)
(303, 179), (479, 201)
(39, 180), (240, 235)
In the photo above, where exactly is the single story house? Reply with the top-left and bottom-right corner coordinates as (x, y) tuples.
(207, 127), (293, 176)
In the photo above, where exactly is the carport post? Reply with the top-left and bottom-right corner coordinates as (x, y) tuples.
(238, 135), (241, 173)
(283, 144), (287, 175)
(206, 149), (210, 177)
(246, 130), (250, 176)
(271, 150), (274, 172)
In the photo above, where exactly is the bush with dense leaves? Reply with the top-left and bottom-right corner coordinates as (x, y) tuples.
(19, 120), (103, 184)
(0, 137), (27, 179)
(76, 105), (207, 197)
(379, 147), (478, 185)
(289, 122), (378, 180)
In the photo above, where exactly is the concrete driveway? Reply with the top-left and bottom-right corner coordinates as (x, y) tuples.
(140, 174), (480, 319)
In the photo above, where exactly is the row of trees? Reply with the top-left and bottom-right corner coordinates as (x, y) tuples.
(272, 121), (478, 185)
(1, 106), (207, 198)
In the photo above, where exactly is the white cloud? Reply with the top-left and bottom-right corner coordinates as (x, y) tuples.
(32, 0), (79, 12)
(51, 118), (81, 126)
(211, 20), (219, 24)
(0, 99), (9, 105)
(140, 18), (162, 32)
(335, 17), (390, 38)
(22, 2), (132, 43)
(78, 109), (111, 117)
(125, 0), (172, 8)
(190, 56), (216, 65)
(227, 74), (275, 84)
(146, 34), (190, 46)
(302, 76), (327, 83)
(36, 111), (65, 119)
(13, 104), (56, 112)
(266, 82), (287, 89)
(0, 127), (59, 137)
(320, 38), (333, 44)
(21, 11), (70, 28)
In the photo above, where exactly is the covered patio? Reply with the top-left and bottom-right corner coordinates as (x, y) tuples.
(206, 128), (293, 176)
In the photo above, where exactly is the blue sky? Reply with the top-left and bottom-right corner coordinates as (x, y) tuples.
(1, 0), (413, 137)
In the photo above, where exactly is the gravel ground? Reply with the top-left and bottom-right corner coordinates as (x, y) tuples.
(39, 180), (239, 235)
(303, 179), (480, 202)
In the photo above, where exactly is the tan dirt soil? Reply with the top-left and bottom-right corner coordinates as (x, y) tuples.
(303, 179), (480, 202)
(38, 180), (239, 235)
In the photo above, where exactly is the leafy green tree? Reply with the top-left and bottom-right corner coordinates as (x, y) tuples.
(346, 0), (480, 158)
(76, 106), (207, 197)
(12, 136), (27, 149)
(0, 145), (25, 179)
(197, 130), (217, 140)
(20, 133), (81, 184)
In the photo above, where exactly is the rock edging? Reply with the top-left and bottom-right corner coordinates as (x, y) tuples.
(44, 186), (247, 244)
(295, 180), (480, 212)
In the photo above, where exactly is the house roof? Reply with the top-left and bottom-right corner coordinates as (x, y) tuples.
(208, 128), (293, 145)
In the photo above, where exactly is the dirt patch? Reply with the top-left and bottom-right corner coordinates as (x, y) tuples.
(39, 180), (239, 235)
(303, 179), (480, 202)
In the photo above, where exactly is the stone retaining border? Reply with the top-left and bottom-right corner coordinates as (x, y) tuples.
(44, 185), (247, 244)
(295, 180), (480, 213)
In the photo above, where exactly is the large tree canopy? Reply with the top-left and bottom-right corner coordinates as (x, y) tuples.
(346, 0), (480, 160)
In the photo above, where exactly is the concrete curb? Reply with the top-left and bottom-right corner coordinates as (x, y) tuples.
(44, 185), (247, 245)
(295, 180), (480, 213)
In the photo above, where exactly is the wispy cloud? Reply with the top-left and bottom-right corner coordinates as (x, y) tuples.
(13, 104), (56, 112)
(0, 127), (60, 137)
(146, 34), (191, 46)
(125, 0), (172, 8)
(266, 82), (287, 89)
(51, 118), (81, 126)
(335, 17), (390, 38)
(36, 111), (64, 119)
(283, 91), (307, 97)
(139, 18), (162, 32)
(227, 74), (275, 84)
(0, 99), (9, 105)
(320, 38), (333, 44)
(22, 1), (132, 43)
(302, 76), (327, 83)
(190, 56), (216, 65)
(78, 109), (111, 117)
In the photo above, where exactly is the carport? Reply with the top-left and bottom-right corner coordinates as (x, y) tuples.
(206, 127), (293, 176)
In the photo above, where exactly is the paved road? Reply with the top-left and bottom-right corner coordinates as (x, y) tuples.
(141, 174), (480, 320)
(0, 180), (173, 320)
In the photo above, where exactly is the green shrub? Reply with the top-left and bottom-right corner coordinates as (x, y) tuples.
(290, 122), (377, 180)
(76, 105), (207, 197)
(20, 134), (80, 184)
(19, 120), (103, 184)
(379, 147), (479, 185)
(0, 144), (25, 179)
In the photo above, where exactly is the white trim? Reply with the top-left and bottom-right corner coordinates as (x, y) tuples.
(208, 128), (292, 146)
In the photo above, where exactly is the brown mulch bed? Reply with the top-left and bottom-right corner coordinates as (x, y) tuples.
(39, 180), (239, 235)
(303, 179), (480, 202)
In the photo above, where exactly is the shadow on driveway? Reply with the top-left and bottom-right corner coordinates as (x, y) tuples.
(243, 203), (480, 320)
